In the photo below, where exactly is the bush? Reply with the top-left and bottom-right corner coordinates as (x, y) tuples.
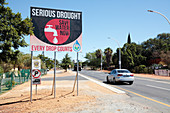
(139, 65), (146, 73)
(134, 65), (146, 73)
(0, 66), (3, 74)
(133, 66), (154, 74)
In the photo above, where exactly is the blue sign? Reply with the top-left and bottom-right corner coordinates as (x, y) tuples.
(73, 40), (81, 52)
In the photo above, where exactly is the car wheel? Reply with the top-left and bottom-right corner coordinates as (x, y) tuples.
(113, 77), (117, 84)
(129, 81), (133, 85)
(106, 76), (110, 83)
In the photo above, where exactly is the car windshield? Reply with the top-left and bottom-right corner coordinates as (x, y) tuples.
(117, 70), (130, 73)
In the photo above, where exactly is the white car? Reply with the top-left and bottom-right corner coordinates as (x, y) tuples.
(106, 69), (134, 85)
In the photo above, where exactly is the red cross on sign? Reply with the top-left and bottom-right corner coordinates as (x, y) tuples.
(32, 69), (41, 78)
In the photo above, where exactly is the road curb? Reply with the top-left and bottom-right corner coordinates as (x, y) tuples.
(79, 73), (126, 94)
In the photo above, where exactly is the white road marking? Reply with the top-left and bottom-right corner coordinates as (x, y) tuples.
(136, 77), (170, 84)
(79, 73), (125, 94)
(146, 84), (170, 91)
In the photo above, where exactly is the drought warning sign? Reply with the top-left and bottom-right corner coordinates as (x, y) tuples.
(30, 7), (82, 52)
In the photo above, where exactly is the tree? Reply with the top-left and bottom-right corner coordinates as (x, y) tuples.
(46, 58), (55, 69)
(84, 52), (98, 69)
(127, 33), (131, 44)
(0, 0), (33, 62)
(0, 61), (13, 72)
(11, 51), (24, 71)
(37, 54), (57, 69)
(22, 54), (31, 69)
(112, 53), (118, 67)
(104, 47), (113, 67)
(95, 49), (102, 59)
(160, 51), (170, 69)
(114, 43), (147, 70)
(0, 65), (3, 73)
(141, 33), (170, 66)
(61, 53), (72, 72)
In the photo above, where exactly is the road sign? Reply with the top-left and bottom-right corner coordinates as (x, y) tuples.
(32, 69), (41, 85)
(32, 69), (41, 78)
(32, 60), (41, 70)
(30, 7), (82, 52)
(33, 78), (41, 85)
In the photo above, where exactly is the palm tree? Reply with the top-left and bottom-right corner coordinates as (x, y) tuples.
(104, 47), (113, 67)
(95, 49), (102, 59)
(61, 53), (72, 72)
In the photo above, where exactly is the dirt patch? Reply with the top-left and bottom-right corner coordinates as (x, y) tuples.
(0, 70), (116, 113)
(134, 73), (170, 80)
(0, 81), (95, 113)
(45, 70), (76, 77)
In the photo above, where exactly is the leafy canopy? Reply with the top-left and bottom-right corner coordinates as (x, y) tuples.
(0, 0), (33, 62)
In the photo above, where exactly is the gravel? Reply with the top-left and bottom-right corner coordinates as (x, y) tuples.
(71, 90), (160, 113)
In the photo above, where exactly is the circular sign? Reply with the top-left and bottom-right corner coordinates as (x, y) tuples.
(44, 19), (70, 44)
(32, 69), (41, 78)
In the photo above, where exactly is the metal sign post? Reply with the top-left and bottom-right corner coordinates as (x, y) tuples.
(35, 85), (37, 95)
(77, 52), (79, 96)
(30, 51), (33, 102)
(54, 51), (56, 98)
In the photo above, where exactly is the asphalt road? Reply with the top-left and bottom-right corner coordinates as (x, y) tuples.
(41, 70), (87, 81)
(79, 70), (170, 112)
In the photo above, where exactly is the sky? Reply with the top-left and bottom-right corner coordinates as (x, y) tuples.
(6, 0), (170, 62)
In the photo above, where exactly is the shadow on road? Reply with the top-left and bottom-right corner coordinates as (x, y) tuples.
(103, 81), (131, 85)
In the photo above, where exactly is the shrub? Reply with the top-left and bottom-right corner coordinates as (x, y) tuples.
(0, 66), (3, 74)
(134, 65), (146, 73)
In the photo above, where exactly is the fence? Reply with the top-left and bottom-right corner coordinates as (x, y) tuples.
(0, 69), (47, 94)
(155, 69), (170, 77)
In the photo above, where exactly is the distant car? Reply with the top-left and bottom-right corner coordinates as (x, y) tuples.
(73, 64), (81, 71)
(106, 69), (134, 85)
(46, 69), (49, 71)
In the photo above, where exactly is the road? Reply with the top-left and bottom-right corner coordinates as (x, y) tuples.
(79, 70), (170, 112)
(41, 70), (87, 81)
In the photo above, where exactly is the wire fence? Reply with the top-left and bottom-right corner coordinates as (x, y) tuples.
(0, 69), (47, 94)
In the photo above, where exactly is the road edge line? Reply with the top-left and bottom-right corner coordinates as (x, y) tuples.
(79, 73), (125, 94)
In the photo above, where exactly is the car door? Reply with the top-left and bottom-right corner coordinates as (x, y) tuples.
(112, 70), (117, 79)
(113, 70), (117, 78)
(108, 70), (114, 81)
(110, 70), (116, 82)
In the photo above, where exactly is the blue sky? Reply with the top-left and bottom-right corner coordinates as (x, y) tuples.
(6, 0), (170, 62)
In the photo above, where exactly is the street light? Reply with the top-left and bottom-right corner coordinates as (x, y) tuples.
(147, 10), (170, 24)
(108, 37), (121, 69)
(100, 50), (103, 71)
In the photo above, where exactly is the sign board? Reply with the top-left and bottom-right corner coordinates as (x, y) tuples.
(30, 7), (82, 52)
(32, 59), (41, 70)
(32, 69), (41, 85)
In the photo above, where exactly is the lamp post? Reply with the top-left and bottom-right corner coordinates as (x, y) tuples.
(147, 10), (170, 24)
(108, 37), (121, 69)
(100, 50), (102, 71)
